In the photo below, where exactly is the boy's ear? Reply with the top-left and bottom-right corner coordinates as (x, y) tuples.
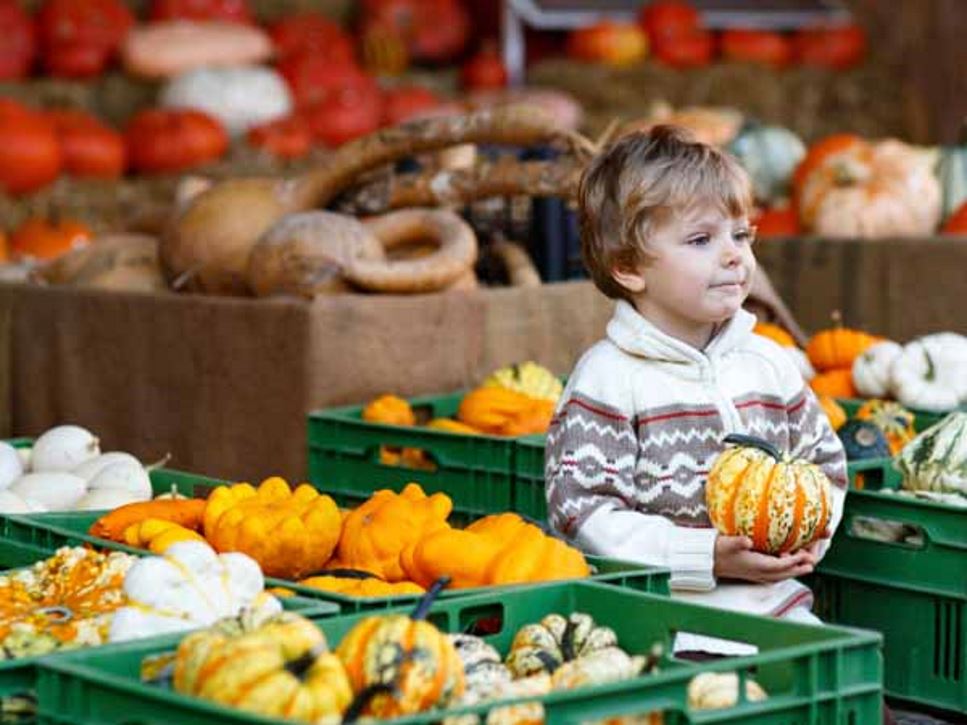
(611, 266), (646, 293)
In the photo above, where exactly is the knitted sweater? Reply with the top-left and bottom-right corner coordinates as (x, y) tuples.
(546, 301), (847, 644)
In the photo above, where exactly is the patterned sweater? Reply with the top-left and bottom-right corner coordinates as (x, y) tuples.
(546, 301), (847, 637)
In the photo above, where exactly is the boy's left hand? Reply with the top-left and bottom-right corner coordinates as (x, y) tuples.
(798, 529), (831, 564)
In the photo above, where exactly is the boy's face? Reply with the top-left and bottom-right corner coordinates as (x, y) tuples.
(612, 203), (756, 348)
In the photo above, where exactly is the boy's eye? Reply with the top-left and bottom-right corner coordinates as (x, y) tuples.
(686, 234), (711, 246)
(733, 226), (757, 245)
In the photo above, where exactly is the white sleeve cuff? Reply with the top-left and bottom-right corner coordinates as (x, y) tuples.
(668, 527), (718, 592)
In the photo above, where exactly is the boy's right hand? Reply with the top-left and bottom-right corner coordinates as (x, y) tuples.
(713, 535), (816, 584)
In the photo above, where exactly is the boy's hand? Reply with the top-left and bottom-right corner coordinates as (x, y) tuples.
(713, 535), (816, 584)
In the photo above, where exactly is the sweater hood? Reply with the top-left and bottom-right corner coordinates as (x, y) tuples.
(606, 300), (757, 365)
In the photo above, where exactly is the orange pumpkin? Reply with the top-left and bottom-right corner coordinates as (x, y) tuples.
(805, 313), (880, 371)
(754, 205), (801, 238)
(363, 395), (416, 426)
(810, 369), (857, 399)
(706, 434), (832, 554)
(10, 216), (92, 262)
(457, 387), (555, 436)
(753, 322), (795, 347)
(566, 21), (648, 67)
(817, 395), (847, 431)
(942, 201), (967, 235)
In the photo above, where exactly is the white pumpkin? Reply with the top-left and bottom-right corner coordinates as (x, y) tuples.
(0, 490), (47, 514)
(86, 461), (152, 501)
(891, 333), (967, 412)
(852, 340), (902, 398)
(30, 425), (100, 472)
(74, 488), (148, 512)
(687, 672), (768, 710)
(160, 66), (292, 137)
(728, 124), (806, 203)
(16, 447), (31, 471)
(7, 472), (87, 511)
(0, 443), (24, 491)
(72, 452), (143, 482)
(109, 541), (280, 642)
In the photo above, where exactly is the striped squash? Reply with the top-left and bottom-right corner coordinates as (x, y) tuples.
(896, 412), (967, 497)
(706, 434), (832, 554)
(855, 399), (915, 454)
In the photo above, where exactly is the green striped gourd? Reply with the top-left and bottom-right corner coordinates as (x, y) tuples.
(896, 412), (967, 497)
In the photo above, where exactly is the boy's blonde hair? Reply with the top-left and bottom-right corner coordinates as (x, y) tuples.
(578, 125), (753, 301)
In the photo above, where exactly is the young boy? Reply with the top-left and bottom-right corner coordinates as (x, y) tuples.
(546, 125), (848, 654)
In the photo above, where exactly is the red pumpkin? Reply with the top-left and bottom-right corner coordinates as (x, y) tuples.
(302, 82), (383, 148)
(268, 12), (355, 63)
(149, 0), (252, 23)
(721, 29), (792, 68)
(754, 205), (800, 238)
(359, 0), (469, 64)
(566, 21), (648, 67)
(46, 109), (125, 179)
(638, 0), (699, 43)
(460, 40), (507, 90)
(0, 231), (8, 264)
(942, 201), (967, 235)
(125, 109), (228, 174)
(0, 0), (36, 80)
(246, 116), (312, 160)
(652, 29), (715, 67)
(276, 54), (368, 109)
(381, 86), (439, 126)
(0, 99), (62, 196)
(793, 23), (865, 70)
(37, 0), (134, 78)
(10, 216), (92, 262)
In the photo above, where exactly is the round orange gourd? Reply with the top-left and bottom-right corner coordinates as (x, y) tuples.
(817, 395), (847, 431)
(363, 395), (416, 426)
(458, 387), (554, 436)
(753, 322), (796, 347)
(805, 313), (880, 371)
(10, 216), (92, 262)
(706, 434), (832, 554)
(810, 369), (857, 398)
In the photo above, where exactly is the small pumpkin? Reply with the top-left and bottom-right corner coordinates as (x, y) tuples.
(706, 434), (832, 554)
(721, 29), (792, 68)
(837, 420), (891, 461)
(38, 0), (134, 78)
(753, 321), (795, 347)
(46, 108), (126, 179)
(122, 518), (205, 553)
(851, 340), (902, 398)
(505, 612), (617, 679)
(204, 477), (342, 579)
(298, 571), (425, 598)
(890, 333), (967, 412)
(792, 22), (865, 70)
(337, 483), (452, 582)
(449, 634), (511, 694)
(268, 12), (354, 63)
(728, 124), (805, 204)
(174, 610), (352, 722)
(246, 115), (312, 160)
(896, 413), (967, 497)
(0, 0), (35, 81)
(336, 580), (465, 718)
(460, 40), (508, 90)
(0, 99), (62, 196)
(10, 216), (92, 263)
(110, 540), (281, 642)
(855, 400), (916, 455)
(125, 108), (229, 174)
(805, 313), (880, 372)
(458, 387), (555, 436)
(818, 396), (847, 431)
(810, 369), (857, 399)
(481, 362), (562, 402)
(566, 21), (648, 67)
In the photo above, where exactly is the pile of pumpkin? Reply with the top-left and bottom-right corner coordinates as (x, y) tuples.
(566, 0), (865, 71)
(89, 477), (591, 597)
(160, 591), (764, 724)
(365, 362), (562, 472)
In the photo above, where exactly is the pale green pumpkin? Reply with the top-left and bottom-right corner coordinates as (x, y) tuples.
(728, 123), (805, 203)
(896, 412), (967, 497)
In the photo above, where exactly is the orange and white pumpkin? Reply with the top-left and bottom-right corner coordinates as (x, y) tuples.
(797, 137), (941, 238)
(706, 434), (831, 554)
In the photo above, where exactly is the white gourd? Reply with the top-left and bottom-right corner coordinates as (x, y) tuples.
(896, 412), (967, 497)
(891, 333), (967, 412)
(109, 541), (281, 642)
(0, 443), (24, 490)
(852, 340), (902, 398)
(30, 425), (100, 472)
(160, 66), (292, 137)
(73, 452), (143, 482)
(0, 490), (47, 514)
(8, 472), (87, 511)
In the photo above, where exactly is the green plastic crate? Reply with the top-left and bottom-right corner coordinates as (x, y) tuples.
(308, 393), (526, 521)
(514, 434), (549, 521)
(34, 581), (883, 725)
(812, 458), (966, 713)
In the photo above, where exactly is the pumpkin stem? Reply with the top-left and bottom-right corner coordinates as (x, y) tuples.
(831, 310), (843, 328)
(284, 641), (328, 680)
(922, 346), (936, 382)
(722, 434), (782, 461)
(410, 576), (450, 621)
(342, 683), (397, 724)
(146, 453), (173, 472)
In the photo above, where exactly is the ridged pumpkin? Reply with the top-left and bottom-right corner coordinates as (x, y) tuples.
(174, 611), (352, 722)
(458, 387), (556, 436)
(806, 314), (880, 372)
(810, 369), (858, 399)
(505, 612), (617, 679)
(363, 394), (416, 426)
(337, 483), (452, 582)
(896, 413), (967, 496)
(400, 513), (589, 590)
(203, 477), (341, 579)
(336, 582), (465, 719)
(482, 361), (563, 402)
(817, 396), (847, 431)
(706, 434), (832, 554)
(299, 571), (425, 598)
(855, 400), (916, 455)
